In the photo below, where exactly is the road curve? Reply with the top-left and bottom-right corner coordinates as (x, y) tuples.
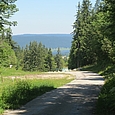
(4, 71), (104, 115)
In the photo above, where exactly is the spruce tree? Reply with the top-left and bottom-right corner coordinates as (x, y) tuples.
(102, 0), (115, 62)
(45, 48), (56, 71)
(23, 45), (30, 71)
(0, 42), (17, 67)
(55, 48), (63, 71)
(0, 0), (18, 32)
(69, 0), (94, 69)
(68, 2), (81, 69)
(0, 0), (18, 68)
(23, 42), (48, 72)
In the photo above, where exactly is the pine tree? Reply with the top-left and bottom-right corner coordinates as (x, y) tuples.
(23, 41), (48, 71)
(102, 0), (115, 62)
(23, 45), (30, 71)
(69, 0), (94, 69)
(0, 0), (18, 68)
(55, 48), (63, 71)
(45, 48), (56, 71)
(15, 45), (24, 69)
(37, 42), (46, 71)
(0, 0), (18, 33)
(0, 42), (17, 67)
(68, 2), (81, 69)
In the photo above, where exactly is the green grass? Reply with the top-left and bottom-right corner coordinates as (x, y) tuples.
(82, 62), (115, 79)
(82, 61), (115, 115)
(0, 67), (41, 77)
(96, 78), (115, 115)
(0, 76), (73, 114)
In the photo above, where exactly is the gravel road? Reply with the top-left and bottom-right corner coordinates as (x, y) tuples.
(4, 71), (104, 115)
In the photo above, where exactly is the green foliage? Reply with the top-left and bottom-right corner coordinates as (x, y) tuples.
(0, 77), (73, 113)
(1, 80), (55, 109)
(55, 48), (63, 71)
(0, 67), (41, 77)
(0, 41), (17, 67)
(22, 42), (65, 72)
(0, 99), (5, 114)
(1, 81), (31, 109)
(96, 77), (115, 115)
(14, 45), (24, 70)
(45, 48), (56, 71)
(0, 0), (18, 31)
(69, 0), (96, 69)
(82, 62), (115, 115)
(23, 42), (47, 71)
(0, 0), (18, 70)
(68, 0), (115, 69)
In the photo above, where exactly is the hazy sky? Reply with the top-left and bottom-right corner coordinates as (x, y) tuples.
(11, 0), (96, 35)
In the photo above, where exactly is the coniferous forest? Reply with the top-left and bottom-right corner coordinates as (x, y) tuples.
(2, 0), (114, 72)
(0, 0), (64, 72)
(1, 0), (115, 114)
(69, 0), (115, 69)
(1, 0), (115, 71)
(68, 0), (115, 114)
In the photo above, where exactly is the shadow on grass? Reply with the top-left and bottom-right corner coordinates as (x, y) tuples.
(2, 72), (105, 115)
(1, 84), (56, 110)
(81, 63), (115, 79)
(10, 83), (103, 115)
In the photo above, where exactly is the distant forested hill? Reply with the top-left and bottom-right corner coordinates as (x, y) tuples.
(12, 34), (72, 48)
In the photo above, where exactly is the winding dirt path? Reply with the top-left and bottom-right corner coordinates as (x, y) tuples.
(4, 71), (104, 115)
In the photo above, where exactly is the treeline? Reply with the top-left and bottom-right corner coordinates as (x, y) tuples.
(0, 36), (65, 71)
(68, 0), (115, 69)
(68, 0), (115, 114)
(15, 42), (64, 71)
(0, 1), (67, 72)
(0, 0), (18, 68)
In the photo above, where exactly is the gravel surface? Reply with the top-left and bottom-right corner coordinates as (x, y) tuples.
(3, 71), (104, 115)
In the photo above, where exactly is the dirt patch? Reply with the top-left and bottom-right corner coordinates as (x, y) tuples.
(4, 72), (75, 81)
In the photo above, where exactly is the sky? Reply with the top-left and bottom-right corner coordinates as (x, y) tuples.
(11, 0), (96, 35)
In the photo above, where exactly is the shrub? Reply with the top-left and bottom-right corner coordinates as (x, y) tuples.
(1, 80), (31, 109)
(0, 98), (5, 114)
(0, 77), (72, 114)
(96, 77), (115, 115)
(1, 80), (55, 109)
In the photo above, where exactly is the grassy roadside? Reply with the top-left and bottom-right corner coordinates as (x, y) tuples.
(0, 68), (74, 114)
(0, 67), (41, 77)
(82, 62), (115, 115)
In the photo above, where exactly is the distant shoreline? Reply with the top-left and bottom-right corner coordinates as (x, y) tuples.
(12, 34), (72, 55)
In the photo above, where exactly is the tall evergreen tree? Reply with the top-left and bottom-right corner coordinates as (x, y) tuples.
(68, 2), (81, 69)
(102, 0), (115, 62)
(23, 45), (30, 71)
(23, 41), (48, 71)
(55, 48), (63, 71)
(14, 45), (24, 69)
(0, 0), (18, 33)
(69, 0), (115, 70)
(0, 42), (17, 67)
(69, 0), (94, 69)
(0, 0), (18, 68)
(37, 42), (47, 71)
(45, 48), (56, 71)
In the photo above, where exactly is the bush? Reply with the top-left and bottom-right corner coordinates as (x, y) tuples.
(1, 80), (55, 109)
(0, 98), (5, 114)
(96, 77), (115, 115)
(0, 77), (72, 114)
(1, 81), (31, 109)
(82, 63), (115, 115)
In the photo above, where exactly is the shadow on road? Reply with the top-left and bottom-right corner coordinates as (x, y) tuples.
(4, 71), (104, 115)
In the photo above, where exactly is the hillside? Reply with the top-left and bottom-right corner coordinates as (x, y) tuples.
(12, 34), (72, 48)
(12, 34), (72, 55)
